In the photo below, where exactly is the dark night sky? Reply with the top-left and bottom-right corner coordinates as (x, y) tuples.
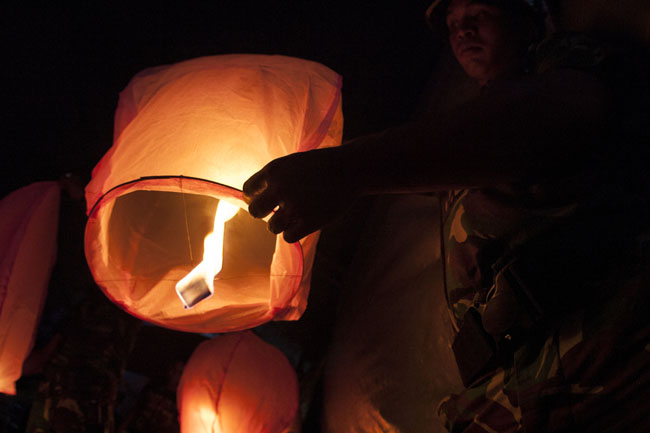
(2, 2), (441, 198)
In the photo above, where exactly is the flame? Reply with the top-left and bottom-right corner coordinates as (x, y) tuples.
(175, 200), (239, 307)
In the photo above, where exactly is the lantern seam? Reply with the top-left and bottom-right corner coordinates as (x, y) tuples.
(212, 332), (246, 421)
(298, 73), (343, 152)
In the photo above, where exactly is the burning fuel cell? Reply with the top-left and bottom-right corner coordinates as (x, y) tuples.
(175, 263), (213, 309)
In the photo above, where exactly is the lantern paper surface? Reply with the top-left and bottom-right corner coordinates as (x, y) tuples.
(177, 331), (299, 433)
(0, 182), (60, 394)
(84, 54), (343, 332)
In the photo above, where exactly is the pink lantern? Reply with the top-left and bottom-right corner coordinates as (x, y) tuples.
(0, 182), (60, 394)
(84, 54), (342, 332)
(177, 331), (299, 433)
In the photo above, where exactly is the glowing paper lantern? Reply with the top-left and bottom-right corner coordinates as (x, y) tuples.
(177, 331), (299, 433)
(0, 182), (60, 394)
(84, 54), (343, 332)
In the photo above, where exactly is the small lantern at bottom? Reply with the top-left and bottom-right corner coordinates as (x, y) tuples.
(177, 331), (299, 433)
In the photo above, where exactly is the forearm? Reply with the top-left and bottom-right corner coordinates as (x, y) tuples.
(243, 68), (609, 242)
(340, 68), (609, 195)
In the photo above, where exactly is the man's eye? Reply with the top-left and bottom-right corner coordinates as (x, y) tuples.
(447, 20), (458, 30)
(474, 11), (487, 20)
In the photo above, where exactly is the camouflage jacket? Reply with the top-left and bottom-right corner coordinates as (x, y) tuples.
(437, 33), (650, 433)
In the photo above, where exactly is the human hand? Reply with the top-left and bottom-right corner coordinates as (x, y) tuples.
(243, 147), (359, 243)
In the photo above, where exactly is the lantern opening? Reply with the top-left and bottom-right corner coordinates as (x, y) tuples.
(105, 189), (276, 308)
(85, 177), (307, 332)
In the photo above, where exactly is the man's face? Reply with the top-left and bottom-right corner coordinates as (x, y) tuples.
(446, 0), (519, 85)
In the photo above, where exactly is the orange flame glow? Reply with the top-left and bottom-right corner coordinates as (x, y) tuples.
(199, 406), (222, 433)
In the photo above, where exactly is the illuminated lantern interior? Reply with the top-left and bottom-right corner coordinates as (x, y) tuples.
(0, 182), (60, 395)
(84, 54), (343, 332)
(177, 331), (299, 433)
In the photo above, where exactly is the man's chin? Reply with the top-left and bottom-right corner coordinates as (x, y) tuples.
(459, 60), (490, 82)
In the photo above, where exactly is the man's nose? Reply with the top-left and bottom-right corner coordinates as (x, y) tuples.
(456, 18), (477, 39)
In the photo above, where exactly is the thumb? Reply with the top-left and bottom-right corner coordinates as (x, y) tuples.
(243, 169), (269, 199)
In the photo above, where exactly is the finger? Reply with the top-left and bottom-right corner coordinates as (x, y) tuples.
(267, 209), (293, 235)
(283, 219), (312, 244)
(247, 192), (279, 219)
(243, 170), (269, 198)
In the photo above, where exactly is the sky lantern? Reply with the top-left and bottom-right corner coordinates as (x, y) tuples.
(0, 181), (60, 395)
(177, 331), (299, 433)
(84, 54), (343, 332)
